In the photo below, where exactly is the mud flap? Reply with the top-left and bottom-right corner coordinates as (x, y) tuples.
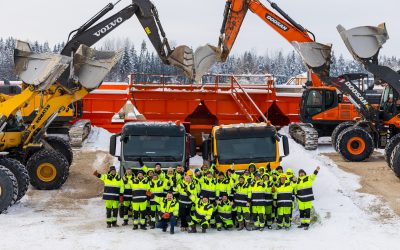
(168, 45), (195, 80)
(194, 44), (221, 83)
(337, 23), (389, 61)
(292, 41), (332, 71)
(14, 40), (72, 90)
(73, 45), (123, 90)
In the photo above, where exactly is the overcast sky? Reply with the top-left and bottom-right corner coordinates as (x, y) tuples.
(0, 0), (399, 58)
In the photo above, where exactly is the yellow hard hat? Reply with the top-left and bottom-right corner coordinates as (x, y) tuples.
(286, 168), (294, 175)
(279, 174), (287, 179)
(186, 169), (193, 176)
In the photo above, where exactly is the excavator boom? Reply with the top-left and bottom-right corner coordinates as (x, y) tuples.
(194, 0), (325, 83)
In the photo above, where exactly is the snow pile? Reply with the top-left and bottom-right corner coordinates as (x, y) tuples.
(82, 126), (113, 152)
(0, 127), (399, 249)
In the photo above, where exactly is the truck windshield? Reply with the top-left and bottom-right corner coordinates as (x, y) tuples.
(216, 137), (276, 164)
(123, 135), (184, 161)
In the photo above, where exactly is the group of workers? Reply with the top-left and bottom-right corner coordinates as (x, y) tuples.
(93, 163), (320, 234)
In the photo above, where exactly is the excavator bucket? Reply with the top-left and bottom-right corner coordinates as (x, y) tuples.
(292, 41), (332, 70)
(194, 44), (221, 83)
(168, 45), (195, 80)
(73, 44), (123, 90)
(337, 23), (389, 61)
(14, 40), (72, 90)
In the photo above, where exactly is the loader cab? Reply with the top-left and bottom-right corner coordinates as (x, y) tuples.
(300, 87), (338, 122)
(379, 85), (400, 120)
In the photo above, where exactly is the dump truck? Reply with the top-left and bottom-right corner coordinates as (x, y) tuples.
(109, 122), (197, 172)
(202, 123), (289, 172)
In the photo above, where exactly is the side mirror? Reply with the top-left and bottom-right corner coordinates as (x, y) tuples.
(110, 134), (117, 156)
(202, 139), (211, 160)
(282, 135), (289, 156)
(189, 135), (197, 157)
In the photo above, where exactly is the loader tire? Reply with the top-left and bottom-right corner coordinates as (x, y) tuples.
(0, 158), (29, 203)
(390, 144), (400, 178)
(44, 136), (73, 166)
(337, 127), (374, 162)
(0, 165), (18, 213)
(27, 149), (69, 190)
(385, 134), (400, 169)
(331, 122), (355, 151)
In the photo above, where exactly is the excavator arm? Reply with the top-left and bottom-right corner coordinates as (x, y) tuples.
(61, 0), (194, 80)
(194, 0), (325, 84)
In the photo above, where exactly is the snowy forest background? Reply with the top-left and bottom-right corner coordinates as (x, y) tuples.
(1, 37), (400, 84)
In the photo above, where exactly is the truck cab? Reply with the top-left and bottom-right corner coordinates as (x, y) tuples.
(109, 121), (196, 172)
(202, 123), (289, 172)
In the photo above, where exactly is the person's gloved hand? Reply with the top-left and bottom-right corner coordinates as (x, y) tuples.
(146, 191), (152, 197)
(162, 213), (170, 219)
(93, 170), (99, 176)
(119, 195), (124, 203)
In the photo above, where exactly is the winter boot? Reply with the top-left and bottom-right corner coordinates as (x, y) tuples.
(162, 226), (167, 232)
(267, 225), (272, 230)
(276, 225), (283, 230)
(237, 221), (245, 231)
(107, 222), (111, 228)
(122, 220), (128, 226)
(201, 224), (207, 233)
(112, 221), (119, 227)
(140, 224), (147, 230)
(132, 225), (138, 230)
(188, 224), (197, 233)
(245, 222), (252, 231)
(298, 223), (305, 228)
(259, 227), (264, 232)
(304, 223), (310, 230)
(217, 227), (222, 231)
(149, 222), (155, 229)
(170, 226), (175, 235)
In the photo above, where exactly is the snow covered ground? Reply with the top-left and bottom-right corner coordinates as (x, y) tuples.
(0, 127), (399, 250)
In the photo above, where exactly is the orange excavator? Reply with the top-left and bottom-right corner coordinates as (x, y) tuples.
(194, 0), (381, 150)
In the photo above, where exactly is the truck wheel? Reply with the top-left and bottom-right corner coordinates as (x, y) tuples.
(331, 122), (355, 151)
(26, 149), (69, 190)
(0, 165), (18, 213)
(337, 127), (374, 162)
(0, 158), (29, 202)
(385, 134), (400, 168)
(44, 136), (73, 166)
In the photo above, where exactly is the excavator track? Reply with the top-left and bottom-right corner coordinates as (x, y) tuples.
(289, 123), (319, 150)
(69, 120), (91, 147)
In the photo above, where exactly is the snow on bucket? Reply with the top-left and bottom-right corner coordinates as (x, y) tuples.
(168, 45), (195, 80)
(14, 40), (71, 90)
(73, 44), (123, 90)
(194, 44), (221, 83)
(337, 23), (389, 61)
(291, 41), (332, 71)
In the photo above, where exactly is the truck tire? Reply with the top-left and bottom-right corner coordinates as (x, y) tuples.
(389, 144), (400, 178)
(0, 158), (29, 202)
(44, 136), (73, 166)
(385, 134), (400, 168)
(331, 122), (355, 151)
(26, 149), (69, 190)
(337, 127), (374, 162)
(0, 165), (18, 213)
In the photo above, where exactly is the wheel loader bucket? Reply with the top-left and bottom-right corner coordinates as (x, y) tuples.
(194, 44), (221, 83)
(14, 40), (72, 90)
(337, 23), (389, 61)
(292, 41), (332, 70)
(168, 45), (195, 80)
(73, 44), (123, 90)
